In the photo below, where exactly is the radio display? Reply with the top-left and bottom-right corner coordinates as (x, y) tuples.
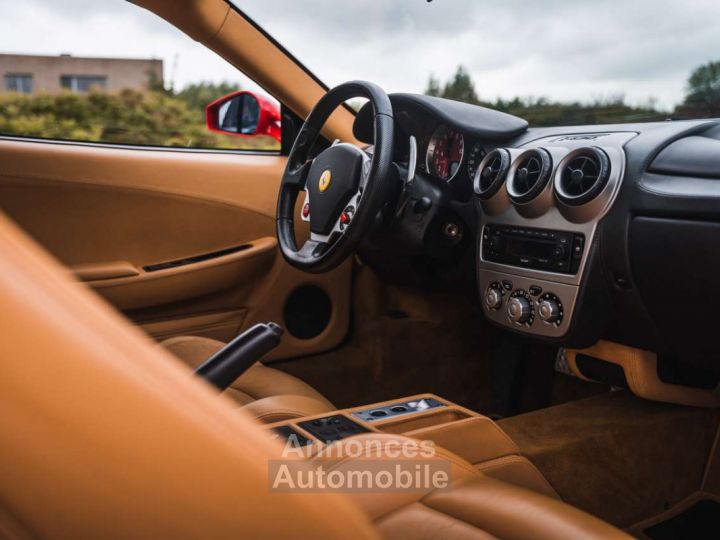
(506, 236), (556, 260)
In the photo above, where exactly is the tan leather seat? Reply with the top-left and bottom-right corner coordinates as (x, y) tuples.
(315, 433), (629, 539)
(162, 335), (334, 423)
(0, 212), (630, 539)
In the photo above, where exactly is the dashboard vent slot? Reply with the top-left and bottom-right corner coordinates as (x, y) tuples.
(555, 147), (611, 206)
(474, 148), (511, 199)
(507, 148), (553, 203)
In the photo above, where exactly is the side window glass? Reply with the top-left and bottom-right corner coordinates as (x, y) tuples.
(0, 2), (280, 151)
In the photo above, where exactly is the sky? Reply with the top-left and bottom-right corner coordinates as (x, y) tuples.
(2, 0), (720, 110)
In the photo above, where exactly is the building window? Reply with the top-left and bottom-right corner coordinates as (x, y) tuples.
(5, 73), (33, 94)
(60, 75), (107, 93)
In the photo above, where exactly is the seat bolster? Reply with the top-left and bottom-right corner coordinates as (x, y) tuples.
(313, 433), (482, 521)
(418, 476), (631, 540)
(242, 394), (335, 424)
(161, 335), (334, 409)
(376, 502), (496, 540)
(161, 335), (224, 368)
(235, 363), (334, 407)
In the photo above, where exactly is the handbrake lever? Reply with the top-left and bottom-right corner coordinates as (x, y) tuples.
(194, 322), (283, 391)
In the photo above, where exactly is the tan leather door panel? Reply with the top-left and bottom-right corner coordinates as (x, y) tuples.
(0, 139), (351, 358)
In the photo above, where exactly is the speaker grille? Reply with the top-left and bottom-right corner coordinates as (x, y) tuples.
(283, 285), (332, 339)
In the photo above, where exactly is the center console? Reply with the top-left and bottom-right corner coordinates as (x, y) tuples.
(474, 132), (635, 338)
(267, 393), (558, 499)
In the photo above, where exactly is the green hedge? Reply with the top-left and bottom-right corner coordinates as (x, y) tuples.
(0, 89), (279, 150)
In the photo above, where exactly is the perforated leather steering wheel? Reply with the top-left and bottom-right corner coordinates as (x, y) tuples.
(276, 81), (394, 273)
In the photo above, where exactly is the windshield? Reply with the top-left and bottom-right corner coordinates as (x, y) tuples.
(238, 0), (720, 125)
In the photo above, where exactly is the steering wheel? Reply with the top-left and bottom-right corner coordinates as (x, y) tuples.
(276, 81), (394, 273)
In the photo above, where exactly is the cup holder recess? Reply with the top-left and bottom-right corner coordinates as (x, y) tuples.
(353, 397), (445, 422)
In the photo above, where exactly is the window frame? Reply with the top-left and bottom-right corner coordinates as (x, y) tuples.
(4, 73), (33, 94)
(59, 74), (108, 93)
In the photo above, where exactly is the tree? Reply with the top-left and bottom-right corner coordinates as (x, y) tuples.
(678, 60), (720, 117)
(174, 81), (242, 112)
(425, 74), (442, 97)
(441, 66), (479, 105)
(424, 66), (479, 104)
(423, 64), (668, 126)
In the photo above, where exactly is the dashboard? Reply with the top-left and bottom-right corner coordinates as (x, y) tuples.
(353, 93), (720, 372)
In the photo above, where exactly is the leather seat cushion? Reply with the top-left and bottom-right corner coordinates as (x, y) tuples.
(161, 335), (334, 422)
(314, 434), (629, 540)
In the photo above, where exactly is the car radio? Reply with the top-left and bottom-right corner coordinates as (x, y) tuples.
(481, 224), (584, 274)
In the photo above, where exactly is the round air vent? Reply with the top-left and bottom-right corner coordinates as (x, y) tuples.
(555, 147), (611, 206)
(473, 148), (511, 199)
(507, 148), (553, 204)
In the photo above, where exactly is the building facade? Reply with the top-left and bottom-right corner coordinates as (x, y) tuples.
(0, 54), (163, 94)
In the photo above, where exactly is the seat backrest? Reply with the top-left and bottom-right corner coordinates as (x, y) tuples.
(0, 212), (377, 539)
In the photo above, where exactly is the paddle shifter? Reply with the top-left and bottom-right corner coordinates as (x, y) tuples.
(194, 322), (283, 390)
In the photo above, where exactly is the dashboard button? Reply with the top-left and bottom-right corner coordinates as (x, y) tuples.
(572, 236), (584, 259)
(501, 280), (513, 291)
(507, 296), (531, 324)
(485, 287), (503, 310)
(538, 293), (564, 325)
(529, 285), (542, 296)
(538, 300), (561, 323)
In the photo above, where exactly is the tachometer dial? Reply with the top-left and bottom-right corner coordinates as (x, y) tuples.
(466, 142), (487, 180)
(426, 125), (464, 181)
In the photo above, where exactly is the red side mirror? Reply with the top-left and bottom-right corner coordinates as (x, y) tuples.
(205, 90), (281, 143)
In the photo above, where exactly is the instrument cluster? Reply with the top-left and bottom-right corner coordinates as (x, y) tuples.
(393, 111), (490, 190)
(422, 124), (489, 186)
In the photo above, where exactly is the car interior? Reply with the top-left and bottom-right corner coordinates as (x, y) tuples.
(3, 1), (720, 539)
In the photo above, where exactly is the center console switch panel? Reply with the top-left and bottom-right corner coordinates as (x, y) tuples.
(352, 397), (445, 422)
(297, 415), (368, 443)
(271, 425), (313, 447)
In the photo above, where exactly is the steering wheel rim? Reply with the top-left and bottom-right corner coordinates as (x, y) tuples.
(276, 81), (394, 273)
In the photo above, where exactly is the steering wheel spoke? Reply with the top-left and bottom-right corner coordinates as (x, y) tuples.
(298, 239), (328, 260)
(282, 160), (311, 189)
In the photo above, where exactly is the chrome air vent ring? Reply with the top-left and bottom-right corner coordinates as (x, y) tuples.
(555, 147), (611, 206)
(507, 148), (553, 204)
(473, 148), (511, 200)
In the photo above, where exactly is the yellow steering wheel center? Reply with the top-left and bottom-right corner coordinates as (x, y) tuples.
(318, 169), (332, 192)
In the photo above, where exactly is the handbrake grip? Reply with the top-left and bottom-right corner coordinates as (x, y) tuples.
(194, 322), (283, 390)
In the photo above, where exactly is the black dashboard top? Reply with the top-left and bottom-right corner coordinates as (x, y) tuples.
(353, 93), (528, 144)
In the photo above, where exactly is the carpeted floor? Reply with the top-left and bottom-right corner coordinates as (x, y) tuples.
(498, 391), (720, 528)
(627, 492), (720, 539)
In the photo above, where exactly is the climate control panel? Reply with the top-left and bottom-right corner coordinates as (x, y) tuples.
(478, 270), (578, 337)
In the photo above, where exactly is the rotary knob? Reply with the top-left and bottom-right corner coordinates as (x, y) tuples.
(484, 285), (503, 310)
(507, 295), (531, 324)
(538, 293), (564, 325)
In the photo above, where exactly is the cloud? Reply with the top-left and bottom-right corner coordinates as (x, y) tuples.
(1, 0), (719, 109)
(237, 0), (720, 108)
